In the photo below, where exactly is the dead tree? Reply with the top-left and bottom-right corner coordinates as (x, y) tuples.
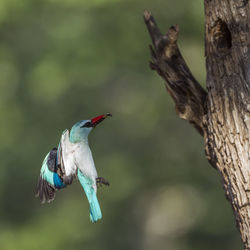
(144, 1), (249, 249)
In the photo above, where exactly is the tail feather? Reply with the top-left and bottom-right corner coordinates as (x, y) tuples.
(77, 169), (102, 222)
(89, 192), (102, 222)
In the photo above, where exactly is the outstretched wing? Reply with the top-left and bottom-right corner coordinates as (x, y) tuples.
(35, 148), (64, 203)
(58, 129), (77, 184)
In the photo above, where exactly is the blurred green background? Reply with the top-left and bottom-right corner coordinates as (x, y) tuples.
(0, 0), (242, 249)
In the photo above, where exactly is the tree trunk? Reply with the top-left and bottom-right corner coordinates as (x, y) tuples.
(144, 1), (250, 249)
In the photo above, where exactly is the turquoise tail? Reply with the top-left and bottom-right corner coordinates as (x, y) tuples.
(89, 192), (102, 222)
(77, 169), (102, 222)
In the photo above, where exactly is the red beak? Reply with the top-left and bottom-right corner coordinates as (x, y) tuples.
(91, 113), (112, 127)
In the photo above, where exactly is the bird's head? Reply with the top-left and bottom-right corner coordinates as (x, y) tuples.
(69, 113), (112, 143)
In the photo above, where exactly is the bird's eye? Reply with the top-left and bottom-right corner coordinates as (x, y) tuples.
(80, 121), (92, 128)
(83, 122), (92, 128)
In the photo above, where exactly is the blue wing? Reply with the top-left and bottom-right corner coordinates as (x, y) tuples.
(36, 148), (65, 203)
(77, 169), (102, 222)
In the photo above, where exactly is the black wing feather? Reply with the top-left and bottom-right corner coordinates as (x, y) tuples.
(35, 176), (56, 203)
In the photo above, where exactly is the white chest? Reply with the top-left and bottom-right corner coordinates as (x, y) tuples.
(74, 142), (98, 180)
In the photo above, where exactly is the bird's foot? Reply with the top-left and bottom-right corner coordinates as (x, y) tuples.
(96, 177), (110, 187)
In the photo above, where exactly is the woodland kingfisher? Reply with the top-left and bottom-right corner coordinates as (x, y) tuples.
(35, 113), (112, 222)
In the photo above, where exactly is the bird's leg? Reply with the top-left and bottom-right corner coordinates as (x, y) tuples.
(96, 177), (110, 187)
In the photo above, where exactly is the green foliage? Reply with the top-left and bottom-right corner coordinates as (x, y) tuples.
(0, 0), (241, 250)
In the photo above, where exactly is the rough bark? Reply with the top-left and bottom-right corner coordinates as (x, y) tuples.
(144, 1), (250, 249)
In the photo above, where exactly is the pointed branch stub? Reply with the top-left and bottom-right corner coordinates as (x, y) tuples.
(144, 10), (207, 136)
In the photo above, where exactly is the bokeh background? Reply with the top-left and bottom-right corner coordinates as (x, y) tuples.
(0, 0), (242, 249)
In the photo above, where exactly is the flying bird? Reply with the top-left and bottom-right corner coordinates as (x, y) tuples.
(35, 113), (112, 222)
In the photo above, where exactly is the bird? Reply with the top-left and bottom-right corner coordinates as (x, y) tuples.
(35, 113), (112, 222)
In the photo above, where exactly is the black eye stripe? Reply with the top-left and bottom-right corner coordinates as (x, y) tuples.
(81, 122), (92, 128)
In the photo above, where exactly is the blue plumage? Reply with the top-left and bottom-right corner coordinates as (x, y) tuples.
(77, 169), (102, 222)
(53, 173), (65, 189)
